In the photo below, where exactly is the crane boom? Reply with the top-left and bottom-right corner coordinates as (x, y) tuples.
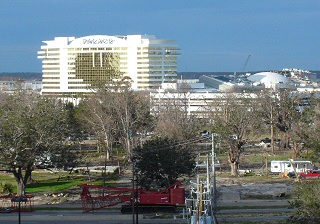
(242, 54), (251, 72)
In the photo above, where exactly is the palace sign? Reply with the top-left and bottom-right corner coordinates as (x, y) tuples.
(83, 38), (115, 45)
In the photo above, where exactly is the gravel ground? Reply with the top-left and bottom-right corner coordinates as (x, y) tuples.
(30, 166), (294, 210)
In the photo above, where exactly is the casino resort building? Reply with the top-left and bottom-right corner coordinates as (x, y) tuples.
(38, 35), (180, 95)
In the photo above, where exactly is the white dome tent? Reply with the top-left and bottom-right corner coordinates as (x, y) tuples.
(248, 72), (289, 89)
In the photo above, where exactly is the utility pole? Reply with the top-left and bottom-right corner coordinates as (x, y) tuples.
(186, 133), (219, 224)
(211, 134), (217, 210)
(271, 102), (275, 154)
(266, 152), (269, 178)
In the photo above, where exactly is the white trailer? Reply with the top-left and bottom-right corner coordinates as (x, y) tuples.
(270, 160), (314, 174)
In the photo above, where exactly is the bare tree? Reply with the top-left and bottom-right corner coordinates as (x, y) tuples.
(256, 90), (282, 153)
(257, 90), (315, 158)
(304, 100), (320, 161)
(288, 92), (320, 159)
(108, 81), (152, 158)
(78, 79), (151, 160)
(76, 93), (114, 160)
(209, 93), (259, 176)
(151, 86), (203, 141)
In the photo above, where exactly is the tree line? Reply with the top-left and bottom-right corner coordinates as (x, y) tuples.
(0, 81), (320, 196)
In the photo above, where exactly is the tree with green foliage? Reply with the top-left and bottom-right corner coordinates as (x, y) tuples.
(0, 93), (73, 195)
(288, 180), (320, 223)
(133, 137), (195, 190)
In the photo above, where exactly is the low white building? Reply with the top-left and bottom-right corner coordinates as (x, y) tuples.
(0, 80), (42, 93)
(150, 91), (258, 118)
(199, 75), (235, 92)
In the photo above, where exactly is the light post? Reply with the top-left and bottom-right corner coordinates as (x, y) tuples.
(131, 155), (135, 224)
(131, 155), (139, 224)
(135, 166), (139, 224)
(11, 197), (28, 224)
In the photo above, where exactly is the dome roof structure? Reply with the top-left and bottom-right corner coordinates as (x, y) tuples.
(248, 72), (288, 88)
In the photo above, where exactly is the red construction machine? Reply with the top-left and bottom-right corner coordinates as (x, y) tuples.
(80, 181), (185, 213)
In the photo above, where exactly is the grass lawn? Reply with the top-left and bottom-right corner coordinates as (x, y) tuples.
(0, 145), (310, 197)
(0, 170), (119, 195)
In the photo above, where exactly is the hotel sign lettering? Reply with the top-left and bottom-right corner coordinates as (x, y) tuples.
(83, 39), (115, 45)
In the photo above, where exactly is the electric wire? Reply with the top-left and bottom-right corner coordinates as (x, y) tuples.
(135, 135), (211, 155)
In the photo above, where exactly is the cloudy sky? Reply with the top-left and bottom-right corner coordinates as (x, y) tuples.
(0, 0), (319, 72)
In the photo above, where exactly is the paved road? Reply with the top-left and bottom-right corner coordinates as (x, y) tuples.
(0, 208), (293, 224)
(216, 208), (293, 223)
(218, 207), (294, 214)
(0, 210), (187, 224)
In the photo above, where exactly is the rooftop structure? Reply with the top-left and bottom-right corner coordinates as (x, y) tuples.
(199, 75), (235, 92)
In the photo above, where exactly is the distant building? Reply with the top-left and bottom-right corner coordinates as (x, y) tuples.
(247, 72), (289, 89)
(38, 35), (180, 95)
(177, 79), (217, 92)
(199, 75), (235, 91)
(199, 72), (292, 91)
(0, 80), (42, 93)
(150, 91), (258, 118)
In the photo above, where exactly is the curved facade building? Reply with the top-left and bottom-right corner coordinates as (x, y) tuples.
(38, 35), (180, 95)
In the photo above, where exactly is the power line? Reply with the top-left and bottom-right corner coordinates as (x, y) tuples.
(135, 135), (210, 154)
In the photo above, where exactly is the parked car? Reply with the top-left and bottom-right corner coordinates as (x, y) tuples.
(260, 138), (271, 143)
(229, 135), (238, 140)
(200, 130), (210, 137)
(258, 138), (271, 147)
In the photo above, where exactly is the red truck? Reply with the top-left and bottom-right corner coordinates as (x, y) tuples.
(299, 170), (320, 180)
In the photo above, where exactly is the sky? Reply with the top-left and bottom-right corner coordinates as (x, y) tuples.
(0, 0), (319, 73)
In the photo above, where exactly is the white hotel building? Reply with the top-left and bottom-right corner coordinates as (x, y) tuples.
(38, 35), (180, 95)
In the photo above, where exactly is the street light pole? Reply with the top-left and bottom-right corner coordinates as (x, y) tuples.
(132, 158), (135, 224)
(18, 199), (21, 224)
(11, 197), (27, 224)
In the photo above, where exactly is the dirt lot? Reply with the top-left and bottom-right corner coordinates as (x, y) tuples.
(31, 166), (295, 210)
(217, 176), (294, 207)
(28, 141), (301, 209)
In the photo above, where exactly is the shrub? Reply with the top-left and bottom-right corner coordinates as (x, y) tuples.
(287, 180), (320, 223)
(0, 182), (14, 194)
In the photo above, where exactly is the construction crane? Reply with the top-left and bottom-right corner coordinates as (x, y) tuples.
(80, 181), (185, 214)
(242, 54), (251, 72)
